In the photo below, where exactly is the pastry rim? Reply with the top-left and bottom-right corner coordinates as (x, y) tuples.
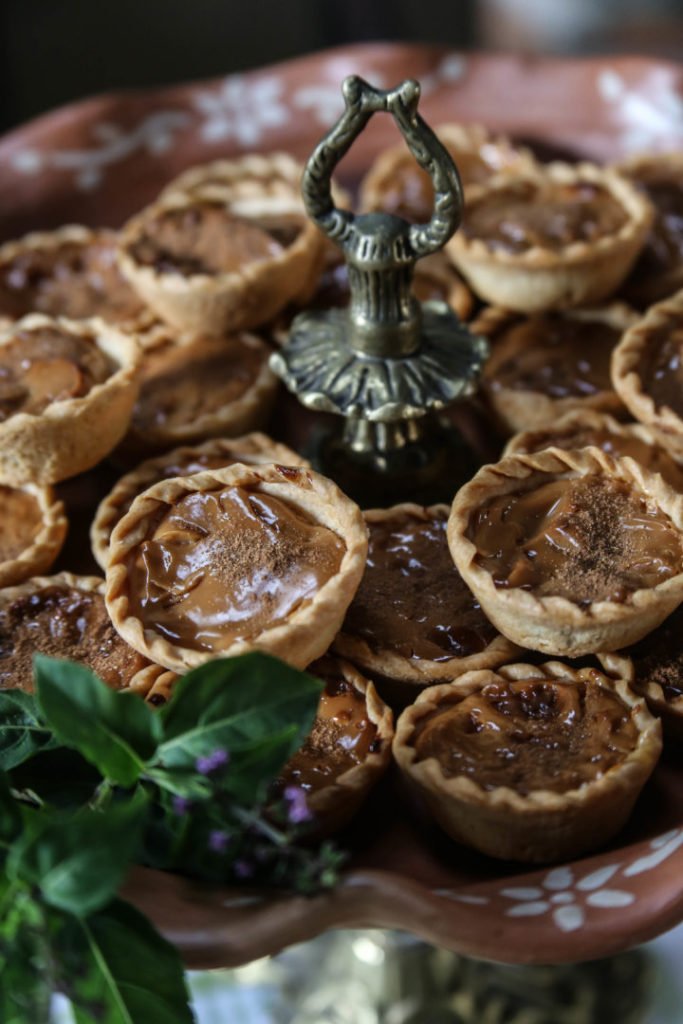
(333, 502), (519, 684)
(598, 648), (683, 739)
(447, 446), (683, 654)
(0, 483), (68, 588)
(105, 462), (368, 673)
(160, 151), (307, 206)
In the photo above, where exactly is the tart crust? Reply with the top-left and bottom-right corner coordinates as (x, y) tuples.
(0, 483), (68, 587)
(91, 433), (309, 570)
(473, 303), (636, 434)
(334, 503), (519, 687)
(106, 463), (368, 672)
(393, 661), (662, 863)
(0, 313), (141, 485)
(448, 446), (683, 656)
(446, 162), (652, 312)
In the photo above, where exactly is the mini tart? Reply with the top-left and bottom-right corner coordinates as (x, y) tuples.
(276, 655), (394, 837)
(446, 162), (652, 312)
(615, 153), (683, 306)
(504, 409), (683, 492)
(612, 292), (683, 461)
(473, 303), (636, 434)
(393, 661), (661, 863)
(448, 446), (683, 656)
(91, 433), (308, 570)
(360, 123), (537, 219)
(117, 188), (324, 336)
(599, 603), (683, 741)
(161, 152), (308, 207)
(0, 226), (149, 330)
(118, 326), (277, 457)
(334, 503), (518, 689)
(106, 463), (368, 672)
(0, 313), (141, 485)
(0, 573), (156, 694)
(0, 483), (67, 587)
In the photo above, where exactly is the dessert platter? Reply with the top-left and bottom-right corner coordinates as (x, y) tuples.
(3, 43), (683, 969)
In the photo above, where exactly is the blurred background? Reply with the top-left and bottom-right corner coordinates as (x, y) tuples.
(2, 0), (683, 132)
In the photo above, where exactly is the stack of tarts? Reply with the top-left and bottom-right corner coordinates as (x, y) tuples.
(3, 131), (683, 865)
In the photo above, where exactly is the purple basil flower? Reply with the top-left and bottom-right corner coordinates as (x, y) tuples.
(172, 795), (192, 816)
(208, 830), (231, 853)
(233, 859), (254, 879)
(284, 785), (313, 825)
(195, 748), (230, 775)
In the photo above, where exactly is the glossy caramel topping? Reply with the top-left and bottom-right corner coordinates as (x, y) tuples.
(0, 487), (43, 562)
(127, 486), (346, 651)
(638, 179), (683, 276)
(0, 326), (113, 421)
(0, 234), (145, 324)
(279, 669), (378, 794)
(413, 677), (639, 794)
(464, 181), (628, 253)
(344, 510), (497, 662)
(0, 584), (148, 691)
(641, 324), (683, 418)
(622, 603), (683, 703)
(484, 313), (619, 399)
(132, 335), (265, 434)
(471, 474), (682, 604)
(129, 203), (294, 276)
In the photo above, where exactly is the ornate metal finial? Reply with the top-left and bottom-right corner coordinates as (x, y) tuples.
(270, 76), (488, 502)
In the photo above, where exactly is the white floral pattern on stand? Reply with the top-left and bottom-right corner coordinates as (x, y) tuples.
(193, 75), (290, 144)
(597, 67), (683, 152)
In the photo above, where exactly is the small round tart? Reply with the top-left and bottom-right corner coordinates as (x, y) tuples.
(91, 433), (308, 570)
(393, 662), (662, 863)
(334, 503), (518, 687)
(161, 152), (308, 209)
(600, 603), (683, 740)
(0, 484), (67, 587)
(504, 410), (683, 492)
(0, 313), (141, 485)
(360, 123), (537, 219)
(0, 573), (156, 694)
(276, 655), (394, 837)
(474, 304), (636, 434)
(615, 153), (683, 306)
(106, 463), (368, 672)
(612, 292), (683, 462)
(447, 162), (652, 312)
(119, 327), (277, 457)
(448, 447), (683, 656)
(0, 226), (148, 329)
(117, 189), (324, 336)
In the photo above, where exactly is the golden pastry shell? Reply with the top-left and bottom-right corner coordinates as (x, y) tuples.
(599, 646), (683, 742)
(0, 483), (68, 587)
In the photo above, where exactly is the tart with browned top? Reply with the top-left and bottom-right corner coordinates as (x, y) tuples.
(393, 661), (661, 862)
(0, 483), (67, 587)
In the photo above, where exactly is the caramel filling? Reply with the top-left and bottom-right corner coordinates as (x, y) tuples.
(0, 326), (113, 421)
(463, 181), (628, 253)
(127, 486), (346, 651)
(344, 510), (497, 662)
(0, 487), (43, 562)
(0, 584), (148, 691)
(471, 474), (682, 604)
(413, 677), (639, 794)
(623, 603), (683, 702)
(484, 314), (619, 399)
(0, 235), (145, 324)
(129, 203), (297, 275)
(641, 324), (683, 418)
(132, 335), (265, 434)
(279, 669), (379, 794)
(639, 179), (683, 276)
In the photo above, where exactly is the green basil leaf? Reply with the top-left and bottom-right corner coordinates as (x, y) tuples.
(0, 690), (59, 771)
(54, 900), (195, 1024)
(143, 767), (213, 801)
(8, 791), (148, 917)
(0, 770), (20, 845)
(0, 889), (52, 1024)
(224, 725), (303, 803)
(35, 656), (162, 787)
(156, 653), (322, 772)
(9, 747), (102, 811)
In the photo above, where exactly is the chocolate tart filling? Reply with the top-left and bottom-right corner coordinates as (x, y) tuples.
(640, 323), (683, 418)
(635, 178), (683, 279)
(619, 604), (683, 703)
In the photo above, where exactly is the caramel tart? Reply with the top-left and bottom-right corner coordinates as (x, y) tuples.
(447, 162), (652, 312)
(0, 313), (141, 485)
(92, 433), (308, 570)
(0, 573), (157, 694)
(612, 291), (683, 461)
(393, 661), (661, 863)
(474, 304), (636, 434)
(106, 463), (367, 672)
(277, 655), (393, 837)
(0, 484), (67, 587)
(334, 503), (518, 690)
(448, 447), (683, 656)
